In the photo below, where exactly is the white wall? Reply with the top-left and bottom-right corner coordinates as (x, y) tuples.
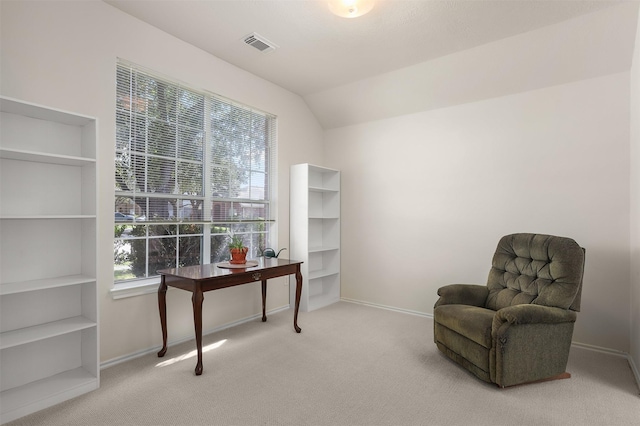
(630, 2), (640, 378)
(325, 72), (631, 352)
(0, 0), (324, 363)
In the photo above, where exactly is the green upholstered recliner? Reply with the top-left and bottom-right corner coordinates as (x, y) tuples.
(433, 233), (585, 387)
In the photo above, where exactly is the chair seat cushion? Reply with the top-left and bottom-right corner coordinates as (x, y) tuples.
(434, 305), (495, 349)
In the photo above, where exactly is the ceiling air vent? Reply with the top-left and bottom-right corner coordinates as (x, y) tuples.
(243, 33), (278, 54)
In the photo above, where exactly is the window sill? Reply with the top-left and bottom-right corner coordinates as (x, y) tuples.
(110, 278), (161, 299)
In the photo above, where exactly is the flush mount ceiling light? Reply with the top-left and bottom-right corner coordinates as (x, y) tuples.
(328, 0), (375, 18)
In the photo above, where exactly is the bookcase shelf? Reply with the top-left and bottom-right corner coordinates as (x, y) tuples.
(309, 186), (339, 193)
(0, 148), (96, 166)
(0, 96), (99, 423)
(0, 215), (97, 220)
(0, 275), (96, 296)
(0, 316), (97, 350)
(290, 164), (341, 312)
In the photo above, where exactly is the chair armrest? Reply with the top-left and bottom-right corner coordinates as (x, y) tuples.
(434, 284), (489, 308)
(490, 304), (578, 386)
(492, 304), (577, 330)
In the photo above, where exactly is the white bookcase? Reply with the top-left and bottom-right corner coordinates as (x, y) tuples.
(290, 164), (340, 312)
(0, 97), (99, 423)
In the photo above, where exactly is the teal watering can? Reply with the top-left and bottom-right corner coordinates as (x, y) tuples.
(263, 248), (286, 258)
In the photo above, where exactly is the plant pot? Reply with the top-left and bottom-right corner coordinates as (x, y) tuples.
(229, 247), (249, 264)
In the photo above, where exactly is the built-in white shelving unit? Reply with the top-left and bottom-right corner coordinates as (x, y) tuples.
(290, 164), (340, 312)
(0, 96), (99, 423)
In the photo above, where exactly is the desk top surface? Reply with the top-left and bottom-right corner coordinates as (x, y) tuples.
(158, 258), (302, 281)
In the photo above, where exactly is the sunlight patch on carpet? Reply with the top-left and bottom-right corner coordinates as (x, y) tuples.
(155, 339), (227, 367)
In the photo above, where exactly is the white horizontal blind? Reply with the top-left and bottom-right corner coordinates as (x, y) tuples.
(115, 64), (206, 222)
(210, 96), (276, 223)
(114, 61), (276, 282)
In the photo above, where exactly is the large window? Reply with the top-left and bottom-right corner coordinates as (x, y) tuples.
(114, 61), (276, 284)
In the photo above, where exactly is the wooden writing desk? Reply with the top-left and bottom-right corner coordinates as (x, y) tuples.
(157, 258), (303, 375)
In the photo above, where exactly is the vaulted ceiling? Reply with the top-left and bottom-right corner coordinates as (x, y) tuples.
(105, 1), (638, 128)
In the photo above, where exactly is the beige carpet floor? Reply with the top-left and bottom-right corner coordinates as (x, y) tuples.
(6, 301), (640, 425)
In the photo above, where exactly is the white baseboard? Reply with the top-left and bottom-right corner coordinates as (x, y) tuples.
(101, 305), (291, 370)
(627, 354), (640, 394)
(570, 341), (628, 357)
(340, 297), (433, 318)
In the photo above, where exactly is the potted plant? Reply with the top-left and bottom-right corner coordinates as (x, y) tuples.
(228, 232), (248, 264)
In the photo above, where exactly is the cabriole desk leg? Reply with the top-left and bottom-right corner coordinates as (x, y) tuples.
(262, 280), (267, 322)
(192, 285), (204, 376)
(294, 268), (302, 333)
(157, 276), (168, 357)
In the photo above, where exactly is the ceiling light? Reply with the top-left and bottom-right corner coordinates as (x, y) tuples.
(328, 0), (375, 18)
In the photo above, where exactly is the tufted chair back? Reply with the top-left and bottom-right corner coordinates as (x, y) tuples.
(485, 233), (585, 312)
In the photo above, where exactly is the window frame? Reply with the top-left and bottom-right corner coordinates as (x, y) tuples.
(112, 60), (277, 299)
